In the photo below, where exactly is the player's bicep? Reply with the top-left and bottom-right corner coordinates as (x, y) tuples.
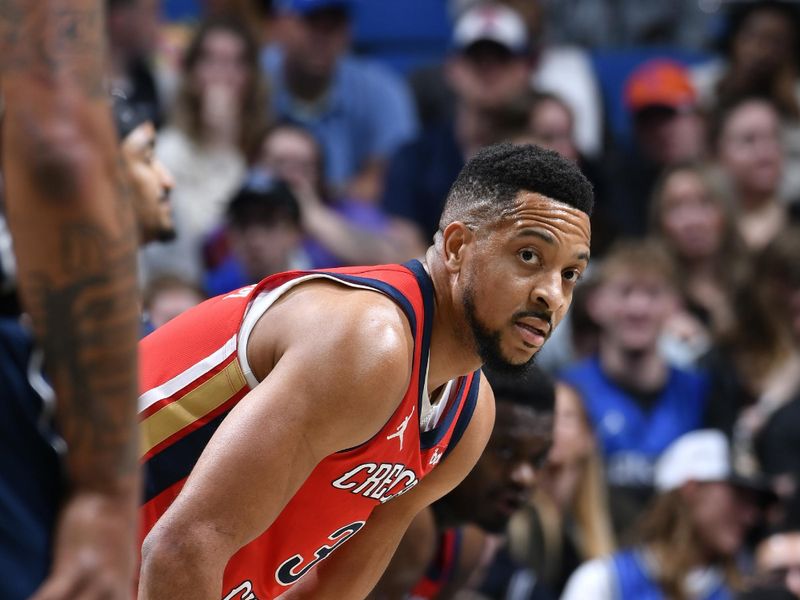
(145, 306), (413, 561)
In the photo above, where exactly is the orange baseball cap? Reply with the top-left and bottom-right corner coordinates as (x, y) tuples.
(624, 59), (696, 113)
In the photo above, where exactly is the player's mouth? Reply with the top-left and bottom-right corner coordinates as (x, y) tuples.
(514, 319), (549, 348)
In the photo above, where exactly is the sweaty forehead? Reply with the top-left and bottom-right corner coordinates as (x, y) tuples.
(502, 191), (591, 243)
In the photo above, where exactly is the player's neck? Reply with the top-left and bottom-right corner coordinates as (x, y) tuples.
(423, 251), (484, 390)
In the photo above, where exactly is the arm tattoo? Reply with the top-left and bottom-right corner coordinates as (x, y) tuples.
(25, 222), (140, 482)
(0, 1), (107, 98)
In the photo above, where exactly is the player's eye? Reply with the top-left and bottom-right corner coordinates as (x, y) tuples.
(519, 249), (539, 264)
(563, 269), (582, 283)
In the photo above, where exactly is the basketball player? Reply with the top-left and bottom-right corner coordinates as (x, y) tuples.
(138, 142), (593, 599)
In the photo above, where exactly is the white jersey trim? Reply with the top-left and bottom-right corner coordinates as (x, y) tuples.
(138, 334), (238, 414)
(237, 274), (384, 390)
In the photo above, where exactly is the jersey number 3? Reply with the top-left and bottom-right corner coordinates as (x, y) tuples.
(275, 521), (366, 586)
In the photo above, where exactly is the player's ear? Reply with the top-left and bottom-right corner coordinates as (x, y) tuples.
(441, 221), (473, 273)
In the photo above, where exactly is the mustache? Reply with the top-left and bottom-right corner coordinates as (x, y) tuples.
(512, 310), (553, 335)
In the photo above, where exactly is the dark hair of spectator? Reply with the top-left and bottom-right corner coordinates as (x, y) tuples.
(226, 180), (302, 230)
(721, 227), (799, 387)
(439, 142), (594, 234)
(483, 365), (556, 415)
(718, 1), (800, 59)
(175, 16), (271, 158)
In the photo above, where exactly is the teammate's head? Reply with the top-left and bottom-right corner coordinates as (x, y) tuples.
(440, 366), (555, 533)
(113, 95), (176, 244)
(437, 142), (593, 376)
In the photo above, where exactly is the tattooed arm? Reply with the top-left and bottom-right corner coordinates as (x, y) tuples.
(1, 1), (140, 599)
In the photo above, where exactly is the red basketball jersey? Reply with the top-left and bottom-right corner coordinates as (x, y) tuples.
(138, 261), (480, 599)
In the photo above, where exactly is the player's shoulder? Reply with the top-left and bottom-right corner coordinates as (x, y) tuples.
(251, 277), (415, 385)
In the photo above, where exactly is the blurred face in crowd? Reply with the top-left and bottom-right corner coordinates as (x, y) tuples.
(589, 269), (676, 353)
(732, 7), (797, 76)
(447, 41), (531, 109)
(192, 27), (250, 98)
(529, 98), (579, 163)
(717, 100), (783, 199)
(147, 285), (205, 329)
(547, 383), (594, 467)
(107, 0), (160, 59)
(683, 481), (760, 560)
(444, 400), (553, 532)
(281, 8), (351, 79)
(259, 127), (322, 190)
(634, 106), (705, 166)
(657, 169), (725, 263)
(231, 221), (302, 281)
(756, 532), (800, 597)
(120, 122), (176, 244)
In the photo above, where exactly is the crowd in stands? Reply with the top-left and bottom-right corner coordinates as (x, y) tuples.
(3, 0), (800, 597)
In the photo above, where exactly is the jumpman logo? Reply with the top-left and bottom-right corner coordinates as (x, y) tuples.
(429, 447), (442, 466)
(386, 406), (415, 450)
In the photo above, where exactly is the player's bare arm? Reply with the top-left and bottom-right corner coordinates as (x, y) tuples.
(367, 506), (438, 599)
(139, 283), (416, 599)
(276, 372), (496, 600)
(1, 1), (140, 598)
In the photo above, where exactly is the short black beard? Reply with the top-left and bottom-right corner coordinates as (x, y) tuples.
(154, 227), (177, 243)
(463, 283), (537, 378)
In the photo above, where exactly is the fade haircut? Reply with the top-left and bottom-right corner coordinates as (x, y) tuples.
(438, 142), (594, 236)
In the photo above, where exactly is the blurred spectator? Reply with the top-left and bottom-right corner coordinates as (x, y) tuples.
(107, 0), (167, 127)
(691, 1), (800, 200)
(521, 91), (612, 256)
(736, 228), (800, 498)
(256, 123), (425, 267)
(606, 60), (706, 238)
(429, 0), (603, 157)
(508, 382), (615, 596)
(743, 529), (800, 599)
(562, 429), (772, 600)
(142, 16), (271, 284)
(142, 275), (206, 331)
(263, 0), (418, 202)
(373, 368), (557, 600)
(204, 172), (309, 296)
(383, 3), (532, 242)
(648, 163), (749, 357)
(711, 96), (789, 251)
(539, 0), (710, 49)
(559, 239), (710, 537)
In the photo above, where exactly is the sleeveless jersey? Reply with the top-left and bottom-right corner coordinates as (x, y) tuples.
(560, 356), (708, 488)
(611, 549), (730, 600)
(138, 260), (480, 600)
(409, 527), (463, 600)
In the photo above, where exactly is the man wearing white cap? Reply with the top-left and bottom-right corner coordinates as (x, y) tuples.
(562, 429), (774, 600)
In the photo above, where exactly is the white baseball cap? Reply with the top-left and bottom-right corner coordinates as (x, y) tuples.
(655, 429), (776, 503)
(452, 2), (529, 55)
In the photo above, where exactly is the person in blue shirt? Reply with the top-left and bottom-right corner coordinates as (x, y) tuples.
(262, 0), (419, 202)
(562, 429), (774, 600)
(559, 239), (710, 537)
